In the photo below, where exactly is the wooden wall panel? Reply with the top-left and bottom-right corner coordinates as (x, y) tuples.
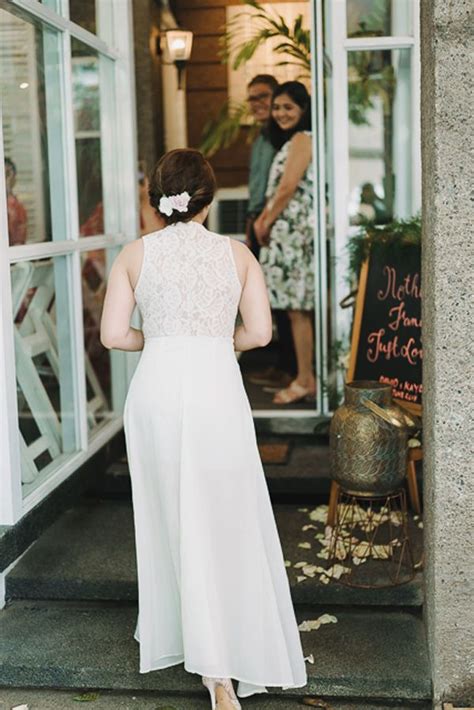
(189, 35), (222, 63)
(174, 8), (226, 34)
(187, 63), (227, 90)
(186, 90), (228, 148)
(210, 137), (251, 188)
(173, 0), (285, 187)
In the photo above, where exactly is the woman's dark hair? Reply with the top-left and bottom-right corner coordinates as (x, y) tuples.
(148, 149), (217, 225)
(267, 81), (312, 150)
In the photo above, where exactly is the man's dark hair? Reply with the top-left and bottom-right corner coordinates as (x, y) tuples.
(267, 81), (312, 150)
(247, 74), (278, 91)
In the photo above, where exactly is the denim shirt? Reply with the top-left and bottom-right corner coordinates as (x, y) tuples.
(247, 132), (276, 216)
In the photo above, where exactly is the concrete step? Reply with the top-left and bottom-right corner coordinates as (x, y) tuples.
(5, 499), (423, 607)
(95, 442), (422, 506)
(0, 686), (433, 709)
(93, 439), (334, 500)
(0, 600), (431, 702)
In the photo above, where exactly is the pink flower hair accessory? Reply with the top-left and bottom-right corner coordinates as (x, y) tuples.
(158, 191), (191, 216)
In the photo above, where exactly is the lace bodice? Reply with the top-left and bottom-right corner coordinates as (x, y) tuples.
(134, 221), (242, 338)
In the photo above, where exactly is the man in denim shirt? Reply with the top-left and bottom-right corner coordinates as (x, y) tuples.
(245, 74), (278, 258)
(245, 74), (296, 387)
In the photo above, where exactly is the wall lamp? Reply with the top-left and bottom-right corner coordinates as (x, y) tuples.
(157, 28), (193, 89)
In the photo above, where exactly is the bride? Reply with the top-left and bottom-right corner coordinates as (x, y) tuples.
(100, 149), (308, 709)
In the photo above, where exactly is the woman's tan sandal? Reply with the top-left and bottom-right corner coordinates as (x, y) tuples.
(272, 379), (316, 405)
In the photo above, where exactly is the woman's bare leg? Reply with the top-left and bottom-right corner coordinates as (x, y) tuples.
(287, 309), (315, 388)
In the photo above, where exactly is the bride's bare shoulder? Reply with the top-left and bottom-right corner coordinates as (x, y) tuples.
(229, 236), (252, 260)
(119, 237), (143, 263)
(229, 237), (257, 287)
(118, 237), (146, 289)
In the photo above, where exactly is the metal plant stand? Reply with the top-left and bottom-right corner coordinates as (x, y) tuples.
(325, 486), (416, 588)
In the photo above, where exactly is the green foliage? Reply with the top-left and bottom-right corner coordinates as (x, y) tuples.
(220, 0), (311, 77)
(322, 338), (350, 410)
(347, 0), (390, 39)
(199, 1), (311, 154)
(348, 53), (396, 125)
(200, 0), (398, 154)
(199, 100), (257, 157)
(347, 214), (422, 283)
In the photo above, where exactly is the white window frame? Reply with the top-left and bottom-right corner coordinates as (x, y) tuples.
(0, 0), (138, 525)
(219, 0), (421, 422)
(322, 0), (421, 410)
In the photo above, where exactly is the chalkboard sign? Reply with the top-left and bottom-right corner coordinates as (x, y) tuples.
(347, 246), (422, 413)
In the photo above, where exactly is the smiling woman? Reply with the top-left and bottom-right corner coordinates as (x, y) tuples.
(253, 81), (316, 406)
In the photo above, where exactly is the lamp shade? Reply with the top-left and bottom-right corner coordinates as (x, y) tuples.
(164, 29), (193, 63)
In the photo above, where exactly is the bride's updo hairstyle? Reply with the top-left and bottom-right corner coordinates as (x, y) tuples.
(149, 148), (217, 225)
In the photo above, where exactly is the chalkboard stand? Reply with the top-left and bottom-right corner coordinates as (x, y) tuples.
(347, 256), (422, 418)
(347, 258), (369, 383)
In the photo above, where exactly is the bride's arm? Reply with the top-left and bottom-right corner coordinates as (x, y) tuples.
(233, 244), (273, 352)
(100, 243), (144, 352)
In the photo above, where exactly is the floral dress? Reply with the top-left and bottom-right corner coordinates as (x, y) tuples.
(258, 130), (315, 311)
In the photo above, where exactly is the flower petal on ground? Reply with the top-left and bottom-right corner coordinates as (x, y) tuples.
(298, 615), (338, 631)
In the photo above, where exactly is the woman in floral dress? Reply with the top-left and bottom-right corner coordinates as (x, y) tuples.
(253, 81), (315, 405)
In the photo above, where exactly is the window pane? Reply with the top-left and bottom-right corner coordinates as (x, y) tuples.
(1, 9), (67, 245)
(347, 48), (413, 224)
(11, 256), (78, 495)
(346, 0), (412, 38)
(69, 0), (96, 35)
(39, 1), (60, 10)
(72, 39), (106, 236)
(81, 249), (113, 431)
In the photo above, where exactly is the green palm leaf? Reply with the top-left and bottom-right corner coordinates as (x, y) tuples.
(202, 0), (392, 153)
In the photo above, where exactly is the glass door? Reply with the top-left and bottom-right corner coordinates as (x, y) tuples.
(227, 0), (325, 425)
(226, 0), (421, 424)
(323, 0), (421, 413)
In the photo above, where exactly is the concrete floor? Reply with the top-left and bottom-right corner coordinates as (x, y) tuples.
(0, 688), (431, 710)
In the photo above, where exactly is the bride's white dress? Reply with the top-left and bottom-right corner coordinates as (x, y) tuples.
(123, 219), (308, 698)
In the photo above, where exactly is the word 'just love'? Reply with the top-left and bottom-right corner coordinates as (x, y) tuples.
(366, 265), (422, 366)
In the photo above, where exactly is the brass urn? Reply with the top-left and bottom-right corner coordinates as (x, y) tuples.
(330, 381), (416, 495)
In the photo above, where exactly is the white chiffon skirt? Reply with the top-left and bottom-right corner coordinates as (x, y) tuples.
(123, 335), (308, 698)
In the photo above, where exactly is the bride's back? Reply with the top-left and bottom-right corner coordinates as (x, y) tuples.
(134, 221), (242, 339)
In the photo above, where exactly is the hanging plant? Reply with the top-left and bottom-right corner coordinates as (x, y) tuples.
(346, 215), (422, 284)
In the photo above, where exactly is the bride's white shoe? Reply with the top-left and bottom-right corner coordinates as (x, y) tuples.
(202, 676), (242, 710)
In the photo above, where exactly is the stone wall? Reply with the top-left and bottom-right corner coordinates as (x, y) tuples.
(420, 0), (474, 705)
